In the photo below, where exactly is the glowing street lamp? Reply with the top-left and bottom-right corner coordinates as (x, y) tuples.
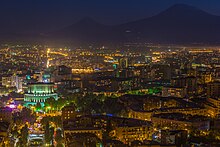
(46, 106), (51, 113)
(29, 106), (36, 113)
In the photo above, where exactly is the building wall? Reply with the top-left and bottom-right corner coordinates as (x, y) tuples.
(64, 129), (102, 146)
(115, 125), (152, 144)
(128, 108), (207, 121)
(207, 82), (220, 98)
(62, 106), (78, 121)
(152, 117), (210, 130)
(162, 87), (187, 98)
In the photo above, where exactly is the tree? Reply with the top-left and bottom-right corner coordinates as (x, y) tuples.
(89, 98), (103, 114)
(16, 137), (23, 147)
(0, 101), (4, 107)
(21, 124), (28, 146)
(102, 97), (124, 115)
(35, 102), (42, 111)
(45, 97), (56, 110)
(49, 127), (55, 146)
(11, 126), (19, 139)
(44, 121), (50, 144)
(21, 107), (32, 118)
(20, 107), (36, 123)
(55, 128), (63, 146)
(57, 98), (66, 110)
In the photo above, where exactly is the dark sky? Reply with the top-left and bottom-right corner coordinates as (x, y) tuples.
(0, 0), (220, 31)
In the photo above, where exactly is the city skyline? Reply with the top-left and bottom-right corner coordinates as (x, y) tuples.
(0, 1), (220, 147)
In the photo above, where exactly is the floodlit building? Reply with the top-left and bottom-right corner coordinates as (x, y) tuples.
(207, 81), (220, 98)
(114, 124), (152, 144)
(2, 74), (24, 92)
(162, 86), (187, 98)
(62, 105), (80, 121)
(24, 82), (58, 106)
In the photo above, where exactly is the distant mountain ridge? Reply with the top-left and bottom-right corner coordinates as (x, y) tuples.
(1, 4), (220, 45)
(49, 4), (220, 44)
(116, 3), (220, 44)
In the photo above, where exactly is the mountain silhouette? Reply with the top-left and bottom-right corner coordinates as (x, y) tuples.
(118, 3), (220, 43)
(1, 4), (220, 45)
(50, 17), (122, 45)
(50, 4), (220, 45)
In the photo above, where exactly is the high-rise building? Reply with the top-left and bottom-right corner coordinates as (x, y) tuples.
(151, 64), (171, 80)
(162, 86), (187, 98)
(62, 105), (80, 121)
(2, 74), (24, 92)
(207, 81), (220, 98)
(171, 76), (197, 96)
(119, 58), (128, 69)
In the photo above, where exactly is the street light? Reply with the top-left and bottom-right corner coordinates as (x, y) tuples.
(46, 106), (51, 113)
(31, 106), (35, 113)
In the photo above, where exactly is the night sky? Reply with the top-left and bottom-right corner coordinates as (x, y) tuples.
(0, 0), (220, 31)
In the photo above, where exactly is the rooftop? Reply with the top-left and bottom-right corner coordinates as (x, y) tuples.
(153, 113), (211, 122)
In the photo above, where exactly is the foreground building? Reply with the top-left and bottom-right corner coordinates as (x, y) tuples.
(63, 114), (153, 145)
(114, 123), (152, 144)
(152, 113), (210, 131)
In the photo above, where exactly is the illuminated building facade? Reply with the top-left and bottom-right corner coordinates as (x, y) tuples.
(119, 58), (128, 69)
(64, 128), (103, 146)
(207, 81), (220, 98)
(162, 86), (187, 98)
(152, 113), (210, 131)
(161, 130), (187, 145)
(171, 76), (197, 96)
(61, 105), (80, 121)
(128, 106), (207, 121)
(2, 74), (24, 92)
(114, 124), (152, 144)
(206, 97), (220, 117)
(24, 82), (58, 105)
(205, 81), (220, 117)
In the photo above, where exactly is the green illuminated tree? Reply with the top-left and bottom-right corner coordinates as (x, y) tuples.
(45, 97), (56, 110)
(57, 98), (66, 110)
(35, 102), (42, 111)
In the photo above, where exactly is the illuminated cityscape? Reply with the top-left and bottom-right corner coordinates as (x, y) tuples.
(0, 1), (220, 147)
